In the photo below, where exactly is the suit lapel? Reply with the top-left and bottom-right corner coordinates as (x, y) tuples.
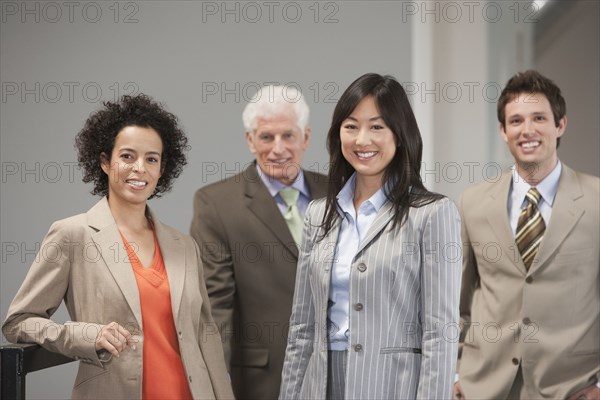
(150, 209), (186, 321)
(322, 217), (341, 272)
(532, 165), (584, 272)
(486, 173), (527, 275)
(88, 198), (143, 328)
(244, 164), (299, 258)
(355, 201), (395, 256)
(316, 217), (340, 319)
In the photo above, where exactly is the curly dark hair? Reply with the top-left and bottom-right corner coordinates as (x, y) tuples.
(75, 94), (189, 199)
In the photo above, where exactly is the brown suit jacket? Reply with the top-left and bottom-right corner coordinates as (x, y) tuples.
(458, 164), (600, 399)
(3, 197), (234, 400)
(190, 163), (327, 400)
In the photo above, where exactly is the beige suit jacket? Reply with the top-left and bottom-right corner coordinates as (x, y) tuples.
(190, 163), (328, 400)
(3, 197), (234, 400)
(458, 164), (600, 399)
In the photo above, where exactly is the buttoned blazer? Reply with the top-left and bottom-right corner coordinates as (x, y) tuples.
(2, 197), (234, 400)
(190, 163), (328, 400)
(458, 164), (600, 399)
(279, 196), (462, 400)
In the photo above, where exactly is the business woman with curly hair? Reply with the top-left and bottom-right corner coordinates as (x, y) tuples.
(3, 94), (234, 399)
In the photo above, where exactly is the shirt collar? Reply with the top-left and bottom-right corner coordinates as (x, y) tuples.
(336, 173), (388, 216)
(256, 163), (309, 198)
(512, 160), (562, 207)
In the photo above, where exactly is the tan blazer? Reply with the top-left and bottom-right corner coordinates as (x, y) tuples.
(2, 197), (234, 400)
(190, 163), (328, 400)
(458, 164), (600, 399)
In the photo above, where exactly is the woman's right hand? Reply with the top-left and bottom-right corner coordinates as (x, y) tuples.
(453, 382), (465, 400)
(95, 321), (137, 357)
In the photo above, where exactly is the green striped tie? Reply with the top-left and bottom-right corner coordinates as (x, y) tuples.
(516, 188), (546, 270)
(279, 188), (303, 247)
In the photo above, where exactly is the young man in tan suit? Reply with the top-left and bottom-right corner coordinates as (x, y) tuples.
(190, 85), (327, 400)
(454, 70), (599, 399)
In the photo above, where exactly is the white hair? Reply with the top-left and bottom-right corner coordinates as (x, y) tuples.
(242, 85), (309, 135)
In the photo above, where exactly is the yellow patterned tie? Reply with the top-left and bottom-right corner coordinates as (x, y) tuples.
(516, 188), (546, 270)
(279, 188), (303, 247)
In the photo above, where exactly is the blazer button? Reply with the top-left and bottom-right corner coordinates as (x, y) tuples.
(523, 317), (531, 325)
(357, 263), (367, 272)
(354, 303), (364, 311)
(354, 344), (363, 352)
(188, 375), (192, 383)
(512, 357), (519, 365)
(525, 276), (533, 284)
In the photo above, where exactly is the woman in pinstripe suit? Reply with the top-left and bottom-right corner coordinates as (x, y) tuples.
(279, 73), (462, 400)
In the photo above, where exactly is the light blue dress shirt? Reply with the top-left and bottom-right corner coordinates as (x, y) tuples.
(508, 161), (562, 236)
(256, 164), (311, 217)
(328, 173), (388, 351)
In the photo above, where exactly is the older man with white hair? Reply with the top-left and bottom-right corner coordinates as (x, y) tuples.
(191, 85), (328, 400)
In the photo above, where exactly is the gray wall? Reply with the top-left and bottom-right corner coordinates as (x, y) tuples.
(1, 1), (598, 398)
(535, 0), (600, 177)
(1, 2), (413, 397)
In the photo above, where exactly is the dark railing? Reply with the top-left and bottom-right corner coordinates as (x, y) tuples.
(0, 343), (74, 399)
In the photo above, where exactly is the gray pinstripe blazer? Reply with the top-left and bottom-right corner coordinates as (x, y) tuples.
(279, 196), (462, 400)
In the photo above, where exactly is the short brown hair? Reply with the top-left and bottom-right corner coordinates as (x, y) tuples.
(497, 69), (567, 147)
(497, 70), (566, 147)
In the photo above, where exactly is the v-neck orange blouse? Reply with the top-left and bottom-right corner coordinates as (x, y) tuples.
(120, 228), (192, 400)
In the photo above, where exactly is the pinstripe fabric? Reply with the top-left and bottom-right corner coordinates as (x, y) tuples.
(279, 197), (462, 400)
(327, 351), (347, 399)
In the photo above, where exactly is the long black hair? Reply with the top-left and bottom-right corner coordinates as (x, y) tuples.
(320, 73), (443, 239)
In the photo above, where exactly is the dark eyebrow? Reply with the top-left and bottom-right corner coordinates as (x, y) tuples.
(345, 116), (384, 122)
(508, 110), (548, 119)
(118, 147), (161, 156)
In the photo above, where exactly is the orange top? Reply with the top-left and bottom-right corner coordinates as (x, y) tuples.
(121, 228), (192, 400)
